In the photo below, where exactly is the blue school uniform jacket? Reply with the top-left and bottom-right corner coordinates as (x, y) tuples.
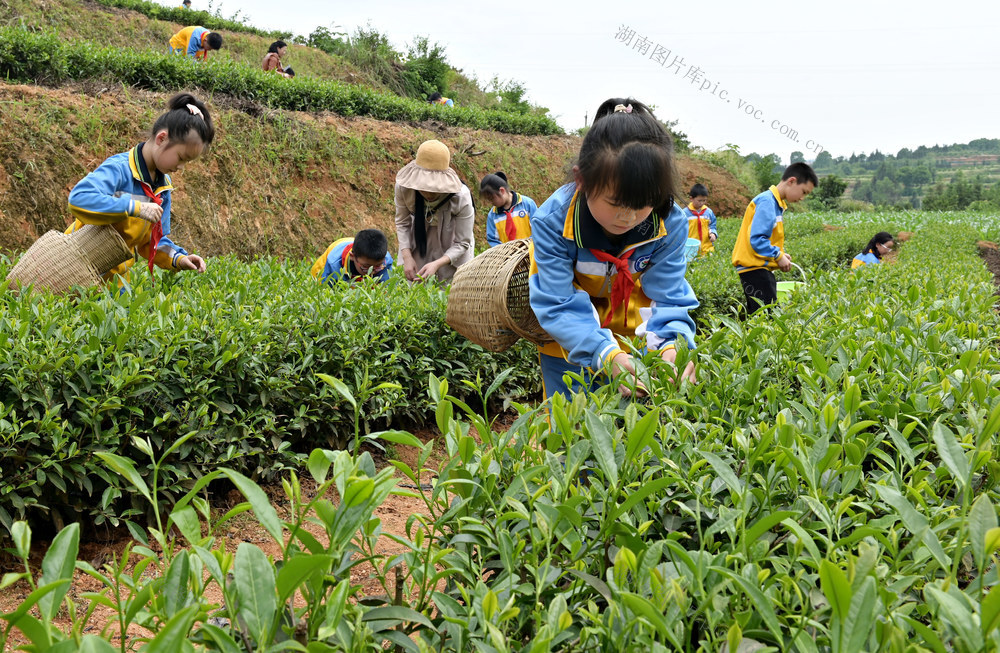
(310, 237), (393, 284)
(66, 144), (190, 278)
(529, 183), (698, 370)
(486, 192), (537, 247)
(851, 252), (880, 269)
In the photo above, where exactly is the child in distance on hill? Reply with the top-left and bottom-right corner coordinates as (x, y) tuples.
(262, 40), (295, 78)
(311, 229), (394, 284)
(852, 231), (894, 269)
(66, 93), (213, 285)
(481, 172), (537, 247)
(427, 92), (454, 107)
(168, 26), (223, 61)
(682, 183), (717, 256)
(528, 98), (699, 400)
(731, 162), (817, 315)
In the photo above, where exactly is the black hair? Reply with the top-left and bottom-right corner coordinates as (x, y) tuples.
(575, 97), (679, 210)
(151, 93), (215, 146)
(267, 40), (287, 54)
(206, 32), (223, 51)
(428, 92), (442, 103)
(354, 228), (388, 260)
(863, 231), (894, 258)
(689, 183), (708, 198)
(782, 162), (819, 186)
(479, 171), (509, 197)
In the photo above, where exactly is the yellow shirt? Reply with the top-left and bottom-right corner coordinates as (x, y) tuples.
(732, 186), (787, 273)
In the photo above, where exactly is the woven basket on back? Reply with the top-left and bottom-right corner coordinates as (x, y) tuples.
(66, 224), (132, 275)
(5, 231), (102, 293)
(446, 239), (552, 352)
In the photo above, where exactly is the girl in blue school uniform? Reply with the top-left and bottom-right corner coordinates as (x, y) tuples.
(66, 93), (214, 284)
(528, 98), (699, 400)
(480, 171), (538, 247)
(851, 231), (894, 269)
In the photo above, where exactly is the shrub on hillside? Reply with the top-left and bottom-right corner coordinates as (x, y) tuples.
(92, 0), (291, 39)
(0, 26), (563, 136)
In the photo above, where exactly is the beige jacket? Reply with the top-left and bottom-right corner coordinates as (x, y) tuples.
(394, 184), (475, 280)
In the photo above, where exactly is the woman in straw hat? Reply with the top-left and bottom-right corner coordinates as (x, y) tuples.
(394, 140), (475, 282)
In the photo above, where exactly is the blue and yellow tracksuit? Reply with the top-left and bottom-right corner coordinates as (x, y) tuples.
(732, 186), (788, 273)
(682, 203), (717, 256)
(529, 184), (698, 398)
(486, 192), (537, 248)
(851, 252), (880, 269)
(168, 26), (212, 60)
(310, 237), (393, 284)
(66, 144), (190, 282)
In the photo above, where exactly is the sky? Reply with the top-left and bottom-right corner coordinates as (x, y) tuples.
(174, 0), (1000, 162)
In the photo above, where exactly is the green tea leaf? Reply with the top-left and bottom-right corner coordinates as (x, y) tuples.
(38, 523), (79, 623)
(234, 543), (277, 644)
(585, 412), (618, 488)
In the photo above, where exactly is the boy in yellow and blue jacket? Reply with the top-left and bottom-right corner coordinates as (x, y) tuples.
(311, 229), (393, 284)
(480, 171), (537, 247)
(732, 162), (817, 315)
(66, 144), (196, 282)
(682, 183), (717, 256)
(168, 26), (222, 60)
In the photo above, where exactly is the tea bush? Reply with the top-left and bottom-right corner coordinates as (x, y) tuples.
(91, 0), (291, 39)
(4, 217), (1000, 651)
(0, 26), (563, 136)
(0, 259), (538, 533)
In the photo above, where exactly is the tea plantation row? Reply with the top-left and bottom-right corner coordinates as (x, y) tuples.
(4, 212), (1000, 652)
(0, 26), (563, 136)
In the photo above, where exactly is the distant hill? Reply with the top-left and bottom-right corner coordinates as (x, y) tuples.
(809, 138), (1000, 208)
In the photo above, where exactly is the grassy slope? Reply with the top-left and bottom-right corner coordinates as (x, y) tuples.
(1, 0), (386, 88)
(0, 83), (749, 260)
(0, 0), (750, 259)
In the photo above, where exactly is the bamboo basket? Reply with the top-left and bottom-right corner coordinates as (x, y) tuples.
(66, 224), (132, 276)
(446, 239), (552, 352)
(5, 231), (102, 293)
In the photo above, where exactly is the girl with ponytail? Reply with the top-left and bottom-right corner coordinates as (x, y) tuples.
(66, 93), (214, 285)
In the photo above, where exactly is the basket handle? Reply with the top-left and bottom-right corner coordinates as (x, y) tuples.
(791, 262), (807, 285)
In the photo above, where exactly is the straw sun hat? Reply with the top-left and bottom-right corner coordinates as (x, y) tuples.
(395, 140), (463, 194)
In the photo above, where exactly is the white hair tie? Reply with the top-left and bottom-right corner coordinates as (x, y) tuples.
(613, 104), (633, 114)
(186, 103), (204, 119)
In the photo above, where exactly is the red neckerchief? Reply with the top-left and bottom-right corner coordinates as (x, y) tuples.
(138, 181), (164, 281)
(588, 248), (635, 328)
(689, 204), (706, 241)
(504, 208), (517, 241)
(340, 243), (355, 276)
(502, 194), (519, 241)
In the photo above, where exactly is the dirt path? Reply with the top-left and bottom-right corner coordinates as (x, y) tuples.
(979, 242), (1000, 293)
